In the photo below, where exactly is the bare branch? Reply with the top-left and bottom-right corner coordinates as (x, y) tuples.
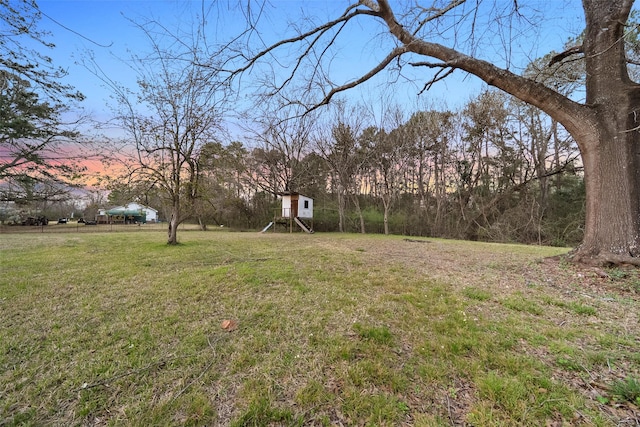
(308, 46), (407, 114)
(419, 67), (456, 95)
(267, 19), (350, 97)
(229, 5), (378, 78)
(413, 0), (467, 35)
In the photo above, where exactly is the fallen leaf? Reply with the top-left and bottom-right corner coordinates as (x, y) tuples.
(221, 319), (238, 331)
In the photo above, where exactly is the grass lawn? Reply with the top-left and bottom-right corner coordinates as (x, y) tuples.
(1, 231), (639, 426)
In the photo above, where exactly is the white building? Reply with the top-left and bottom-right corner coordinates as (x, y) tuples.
(126, 202), (158, 222)
(280, 192), (313, 219)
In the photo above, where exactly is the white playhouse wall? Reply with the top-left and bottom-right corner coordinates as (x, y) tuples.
(297, 195), (313, 219)
(281, 196), (293, 218)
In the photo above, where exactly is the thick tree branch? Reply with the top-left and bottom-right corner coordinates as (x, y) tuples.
(548, 45), (584, 66)
(374, 0), (597, 147)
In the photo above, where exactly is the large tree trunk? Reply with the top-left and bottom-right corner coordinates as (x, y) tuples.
(571, 0), (640, 264)
(575, 124), (640, 264)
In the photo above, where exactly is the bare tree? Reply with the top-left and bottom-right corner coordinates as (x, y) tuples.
(507, 96), (580, 244)
(402, 109), (455, 234)
(243, 104), (315, 196)
(89, 18), (229, 244)
(316, 104), (370, 233)
(236, 0), (640, 265)
(365, 107), (415, 235)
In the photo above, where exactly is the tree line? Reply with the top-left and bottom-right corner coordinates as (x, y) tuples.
(103, 89), (584, 247)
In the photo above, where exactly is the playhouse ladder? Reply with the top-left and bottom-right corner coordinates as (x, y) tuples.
(294, 217), (314, 234)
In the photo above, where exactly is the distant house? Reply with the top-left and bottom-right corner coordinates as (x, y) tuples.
(126, 202), (158, 222)
(100, 202), (159, 224)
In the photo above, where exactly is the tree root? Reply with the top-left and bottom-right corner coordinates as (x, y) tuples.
(567, 250), (640, 267)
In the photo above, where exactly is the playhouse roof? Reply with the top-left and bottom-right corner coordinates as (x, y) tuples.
(279, 191), (312, 198)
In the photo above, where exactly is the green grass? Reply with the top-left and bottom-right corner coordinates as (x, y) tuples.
(611, 377), (640, 405)
(1, 231), (638, 426)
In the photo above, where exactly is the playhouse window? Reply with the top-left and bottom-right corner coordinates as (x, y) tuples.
(304, 200), (309, 209)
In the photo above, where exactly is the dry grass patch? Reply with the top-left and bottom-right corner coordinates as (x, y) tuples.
(1, 232), (639, 426)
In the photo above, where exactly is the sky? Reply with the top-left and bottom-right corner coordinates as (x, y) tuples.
(34, 0), (586, 128)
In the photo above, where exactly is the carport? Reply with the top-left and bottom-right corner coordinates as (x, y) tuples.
(106, 207), (147, 224)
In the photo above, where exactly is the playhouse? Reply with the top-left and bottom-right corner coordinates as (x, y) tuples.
(262, 192), (314, 233)
(281, 192), (313, 220)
